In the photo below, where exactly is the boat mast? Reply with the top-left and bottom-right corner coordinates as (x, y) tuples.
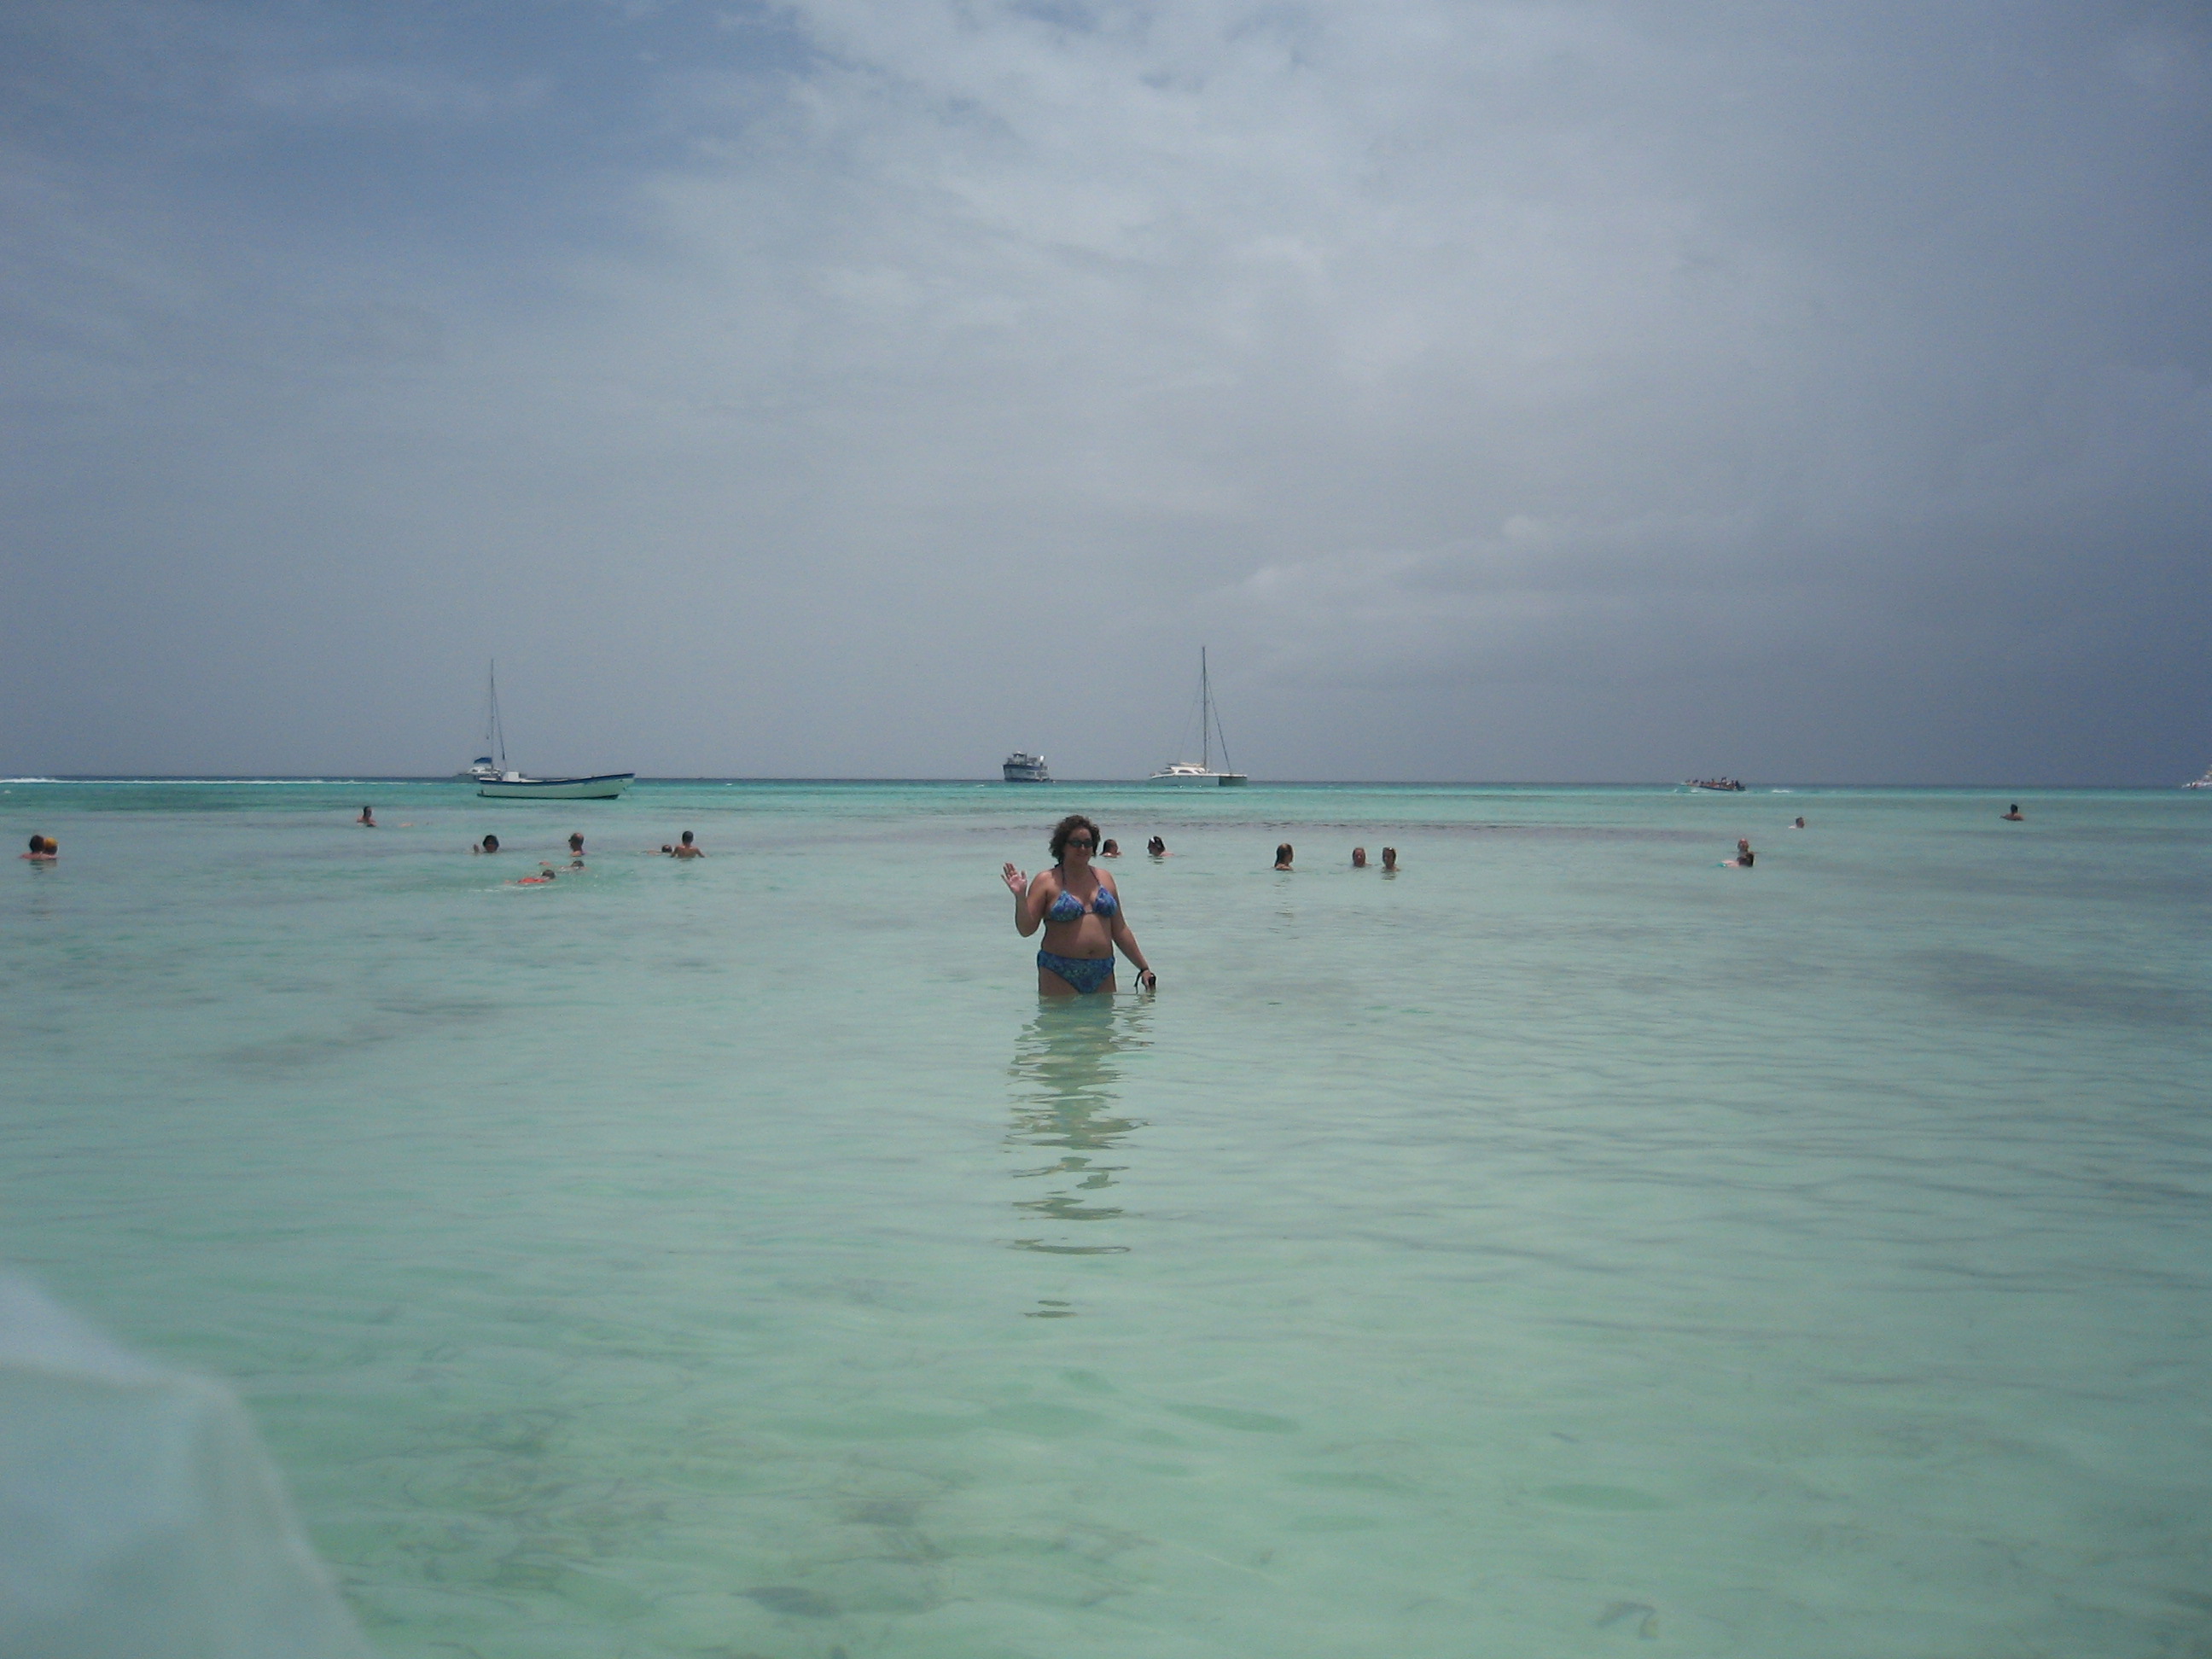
(486, 661), (507, 773)
(1202, 647), (1235, 776)
(1201, 648), (1210, 772)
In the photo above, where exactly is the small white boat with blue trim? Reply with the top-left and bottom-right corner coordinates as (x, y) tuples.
(462, 665), (633, 800)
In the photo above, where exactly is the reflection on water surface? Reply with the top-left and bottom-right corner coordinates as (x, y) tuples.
(1005, 997), (1151, 1262)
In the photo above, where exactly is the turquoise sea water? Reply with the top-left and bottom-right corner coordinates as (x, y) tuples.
(4, 777), (2210, 1656)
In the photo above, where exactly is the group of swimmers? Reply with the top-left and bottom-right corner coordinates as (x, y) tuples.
(1079, 831), (1405, 874)
(1264, 842), (1403, 871)
(1716, 817), (1799, 867)
(469, 827), (708, 882)
(17, 791), (2044, 911)
(1715, 804), (2023, 871)
(1338, 844), (1403, 871)
(350, 818), (715, 869)
(1017, 800), (2027, 943)
(1725, 813), (1807, 868)
(469, 830), (703, 856)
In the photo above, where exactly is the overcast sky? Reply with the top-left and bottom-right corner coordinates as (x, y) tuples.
(2, 0), (2207, 783)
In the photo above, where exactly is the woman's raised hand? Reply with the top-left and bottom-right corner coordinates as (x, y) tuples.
(1001, 862), (1028, 896)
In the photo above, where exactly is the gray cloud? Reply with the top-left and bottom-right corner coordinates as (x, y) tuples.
(1, 0), (2207, 781)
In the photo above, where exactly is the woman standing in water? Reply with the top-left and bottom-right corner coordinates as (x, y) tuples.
(1002, 814), (1157, 996)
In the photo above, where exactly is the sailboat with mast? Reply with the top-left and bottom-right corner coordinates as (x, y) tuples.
(461, 663), (635, 800)
(1148, 649), (1249, 785)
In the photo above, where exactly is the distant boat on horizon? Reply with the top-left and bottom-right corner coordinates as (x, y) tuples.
(1149, 649), (1249, 786)
(462, 664), (633, 800)
(2186, 763), (2212, 789)
(1002, 751), (1052, 783)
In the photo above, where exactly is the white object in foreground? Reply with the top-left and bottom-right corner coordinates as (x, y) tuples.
(0, 1274), (370, 1659)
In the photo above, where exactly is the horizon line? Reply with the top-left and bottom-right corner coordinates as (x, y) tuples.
(3, 775), (2201, 792)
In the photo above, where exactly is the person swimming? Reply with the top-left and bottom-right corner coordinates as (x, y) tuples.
(672, 830), (704, 859)
(1790, 816), (1806, 829)
(1726, 837), (1755, 867)
(1002, 813), (1157, 996)
(357, 806), (376, 827)
(568, 832), (585, 858)
(473, 834), (500, 854)
(1351, 846), (1368, 868)
(2002, 804), (2025, 821)
(1147, 835), (1168, 857)
(511, 870), (556, 885)
(1380, 847), (1399, 872)
(21, 835), (55, 861)
(1274, 842), (1294, 870)
(1099, 838), (1121, 858)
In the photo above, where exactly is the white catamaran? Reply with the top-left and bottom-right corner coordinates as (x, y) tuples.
(1149, 649), (1249, 786)
(463, 664), (634, 800)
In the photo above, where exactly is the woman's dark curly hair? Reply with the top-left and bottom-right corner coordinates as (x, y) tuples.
(1051, 814), (1103, 862)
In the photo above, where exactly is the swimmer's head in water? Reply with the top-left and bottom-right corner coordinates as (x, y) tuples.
(681, 830), (695, 846)
(481, 834), (498, 853)
(1051, 815), (1102, 862)
(569, 832), (584, 851)
(1147, 836), (1166, 854)
(1275, 842), (1293, 866)
(27, 835), (42, 853)
(1352, 847), (1367, 866)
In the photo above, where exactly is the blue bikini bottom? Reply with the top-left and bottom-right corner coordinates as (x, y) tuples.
(1037, 950), (1115, 994)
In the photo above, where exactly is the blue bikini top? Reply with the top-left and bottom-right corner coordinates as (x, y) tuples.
(1047, 881), (1118, 923)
